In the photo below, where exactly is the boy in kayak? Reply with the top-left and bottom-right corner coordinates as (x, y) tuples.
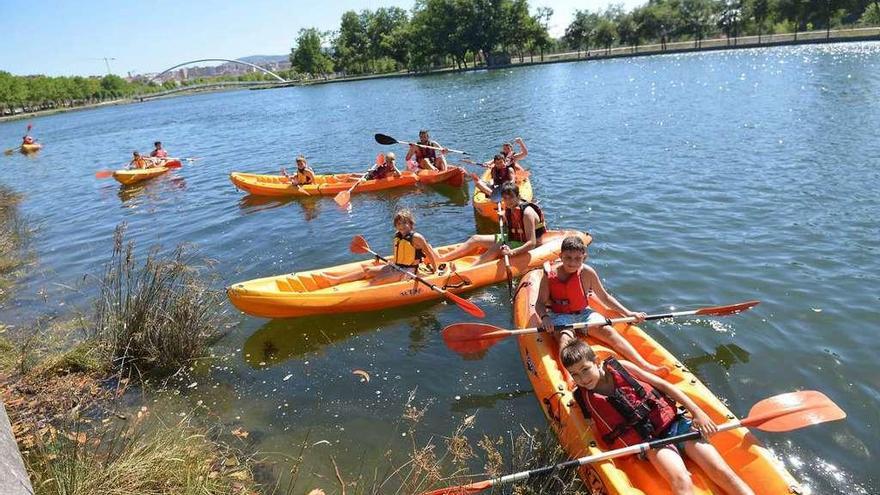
(560, 340), (755, 495)
(440, 182), (543, 265)
(324, 209), (441, 285)
(537, 236), (667, 375)
(365, 152), (402, 180)
(472, 154), (518, 199)
(482, 137), (527, 172)
(281, 156), (316, 185)
(406, 130), (448, 172)
(150, 141), (168, 159)
(22, 134), (36, 146)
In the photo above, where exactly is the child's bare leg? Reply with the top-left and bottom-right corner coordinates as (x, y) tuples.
(475, 243), (503, 265)
(420, 158), (437, 171)
(683, 441), (755, 495)
(585, 313), (668, 375)
(371, 265), (407, 284)
(647, 446), (695, 495)
(440, 235), (494, 262)
(325, 264), (380, 285)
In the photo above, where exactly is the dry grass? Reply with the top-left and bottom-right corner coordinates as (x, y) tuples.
(0, 183), (32, 300)
(84, 223), (228, 378)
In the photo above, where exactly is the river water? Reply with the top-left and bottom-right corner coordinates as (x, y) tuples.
(1, 42), (877, 493)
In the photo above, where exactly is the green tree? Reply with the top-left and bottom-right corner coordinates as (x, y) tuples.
(860, 1), (880, 23)
(290, 28), (334, 79)
(334, 10), (371, 74)
(595, 18), (618, 53)
(565, 10), (600, 57)
(617, 12), (641, 52)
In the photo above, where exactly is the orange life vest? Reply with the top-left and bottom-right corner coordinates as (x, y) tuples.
(575, 358), (678, 448)
(295, 167), (314, 185)
(545, 264), (588, 314)
(505, 201), (546, 242)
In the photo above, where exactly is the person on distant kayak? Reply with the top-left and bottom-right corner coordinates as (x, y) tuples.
(538, 236), (667, 375)
(366, 152), (402, 180)
(441, 182), (544, 265)
(560, 340), (755, 495)
(406, 130), (448, 172)
(324, 209), (441, 285)
(482, 137), (527, 172)
(22, 135), (35, 145)
(472, 154), (517, 198)
(129, 151), (150, 169)
(150, 141), (168, 159)
(281, 156), (316, 186)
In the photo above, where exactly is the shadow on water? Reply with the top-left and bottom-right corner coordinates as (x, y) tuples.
(117, 176), (187, 204)
(238, 194), (322, 221)
(241, 301), (449, 368)
(683, 343), (751, 374)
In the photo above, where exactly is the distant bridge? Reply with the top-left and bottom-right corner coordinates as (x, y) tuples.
(148, 58), (288, 83)
(137, 80), (293, 101)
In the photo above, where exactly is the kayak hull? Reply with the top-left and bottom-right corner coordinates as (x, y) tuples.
(112, 159), (180, 185)
(20, 143), (42, 154)
(229, 167), (464, 198)
(473, 167), (533, 221)
(513, 269), (800, 494)
(227, 229), (591, 319)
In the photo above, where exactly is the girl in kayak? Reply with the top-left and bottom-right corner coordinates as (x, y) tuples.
(129, 151), (150, 169)
(324, 209), (441, 285)
(537, 236), (667, 375)
(281, 156), (316, 185)
(441, 182), (543, 265)
(482, 137), (527, 172)
(560, 340), (755, 495)
(405, 129), (448, 171)
(365, 152), (402, 180)
(150, 141), (168, 159)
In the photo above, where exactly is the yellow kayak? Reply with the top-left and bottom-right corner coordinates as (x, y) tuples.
(112, 159), (181, 186)
(514, 268), (801, 494)
(20, 143), (43, 154)
(227, 229), (591, 319)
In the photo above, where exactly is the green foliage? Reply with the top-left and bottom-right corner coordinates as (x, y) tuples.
(861, 2), (880, 24)
(290, 28), (334, 78)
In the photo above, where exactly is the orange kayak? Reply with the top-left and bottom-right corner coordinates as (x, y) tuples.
(112, 159), (181, 186)
(227, 229), (590, 319)
(229, 166), (465, 198)
(473, 167), (533, 221)
(513, 269), (801, 494)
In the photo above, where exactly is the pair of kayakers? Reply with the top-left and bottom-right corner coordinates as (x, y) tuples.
(538, 236), (754, 495)
(281, 151), (404, 187)
(129, 142), (170, 169)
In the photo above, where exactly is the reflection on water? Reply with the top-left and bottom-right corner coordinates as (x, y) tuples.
(116, 175), (187, 205)
(683, 343), (751, 373)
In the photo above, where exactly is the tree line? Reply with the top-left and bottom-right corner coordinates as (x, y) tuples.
(289, 0), (880, 77)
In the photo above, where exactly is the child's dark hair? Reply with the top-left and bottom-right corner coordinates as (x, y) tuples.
(560, 339), (597, 369)
(393, 209), (415, 226)
(561, 236), (587, 254)
(154, 141), (162, 147)
(493, 153), (505, 161)
(500, 181), (520, 198)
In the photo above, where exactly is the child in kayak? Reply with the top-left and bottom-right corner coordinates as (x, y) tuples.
(129, 151), (150, 169)
(281, 156), (316, 185)
(405, 130), (448, 172)
(560, 340), (755, 495)
(150, 141), (168, 159)
(537, 236), (667, 375)
(481, 137), (527, 172)
(365, 152), (402, 180)
(22, 134), (36, 146)
(472, 154), (518, 199)
(441, 182), (543, 265)
(324, 209), (440, 285)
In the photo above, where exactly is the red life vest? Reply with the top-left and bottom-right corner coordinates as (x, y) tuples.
(491, 164), (514, 186)
(415, 141), (437, 162)
(545, 264), (588, 313)
(575, 358), (678, 448)
(505, 201), (546, 242)
(151, 149), (168, 158)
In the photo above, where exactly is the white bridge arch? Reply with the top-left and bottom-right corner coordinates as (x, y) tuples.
(149, 58), (287, 83)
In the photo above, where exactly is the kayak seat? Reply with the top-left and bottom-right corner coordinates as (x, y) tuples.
(285, 276), (307, 292)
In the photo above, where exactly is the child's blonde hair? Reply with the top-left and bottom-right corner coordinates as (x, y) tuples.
(393, 209), (415, 227)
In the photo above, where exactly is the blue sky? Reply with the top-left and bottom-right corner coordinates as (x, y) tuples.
(0, 0), (643, 77)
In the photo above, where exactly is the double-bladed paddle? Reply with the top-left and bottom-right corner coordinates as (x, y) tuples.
(418, 390), (845, 495)
(497, 201), (514, 303)
(334, 153), (384, 207)
(374, 133), (468, 155)
(442, 300), (760, 355)
(349, 235), (485, 318)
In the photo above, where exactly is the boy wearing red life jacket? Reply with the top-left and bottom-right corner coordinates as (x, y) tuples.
(405, 130), (448, 172)
(440, 182), (544, 265)
(560, 340), (755, 495)
(537, 236), (666, 375)
(150, 141), (168, 159)
(324, 209), (441, 285)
